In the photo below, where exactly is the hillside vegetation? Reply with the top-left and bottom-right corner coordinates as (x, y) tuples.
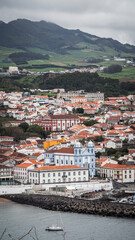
(0, 19), (135, 70)
(0, 72), (135, 97)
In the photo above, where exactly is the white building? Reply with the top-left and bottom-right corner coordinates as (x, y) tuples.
(14, 163), (34, 183)
(44, 142), (95, 177)
(8, 66), (19, 74)
(100, 163), (135, 183)
(0, 165), (13, 184)
(28, 165), (89, 184)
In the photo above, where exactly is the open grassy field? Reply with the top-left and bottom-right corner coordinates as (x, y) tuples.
(99, 67), (135, 80)
(0, 45), (135, 79)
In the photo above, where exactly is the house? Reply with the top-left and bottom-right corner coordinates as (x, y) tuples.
(13, 162), (34, 183)
(44, 141), (95, 177)
(71, 97), (87, 104)
(100, 163), (135, 183)
(0, 165), (13, 185)
(0, 136), (14, 142)
(28, 165), (89, 184)
(50, 114), (80, 131)
(106, 139), (123, 149)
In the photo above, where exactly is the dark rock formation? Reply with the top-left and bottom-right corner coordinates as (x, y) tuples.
(2, 194), (135, 218)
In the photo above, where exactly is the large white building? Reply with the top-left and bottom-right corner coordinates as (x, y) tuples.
(28, 165), (89, 184)
(100, 163), (135, 183)
(44, 142), (95, 177)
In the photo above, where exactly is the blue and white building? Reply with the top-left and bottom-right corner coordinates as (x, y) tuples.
(44, 141), (95, 177)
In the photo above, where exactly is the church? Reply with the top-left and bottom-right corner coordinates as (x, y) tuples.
(44, 141), (95, 177)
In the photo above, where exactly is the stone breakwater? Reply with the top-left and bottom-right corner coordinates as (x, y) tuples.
(2, 194), (135, 218)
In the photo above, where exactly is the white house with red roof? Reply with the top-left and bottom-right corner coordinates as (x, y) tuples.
(13, 162), (34, 183)
(28, 165), (89, 184)
(100, 163), (135, 183)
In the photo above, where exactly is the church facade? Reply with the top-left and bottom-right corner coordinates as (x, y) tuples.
(44, 141), (95, 177)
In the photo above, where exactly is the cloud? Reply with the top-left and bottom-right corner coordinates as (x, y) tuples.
(0, 0), (135, 44)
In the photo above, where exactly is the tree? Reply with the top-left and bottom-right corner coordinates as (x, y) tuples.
(19, 122), (29, 132)
(27, 124), (50, 138)
(104, 64), (122, 74)
(96, 152), (102, 158)
(94, 136), (105, 142)
(75, 108), (84, 114)
(83, 120), (98, 126)
(4, 127), (25, 141)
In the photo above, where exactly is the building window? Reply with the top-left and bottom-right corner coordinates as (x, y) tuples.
(53, 179), (55, 183)
(58, 179), (61, 182)
(43, 173), (45, 177)
(58, 172), (60, 176)
(43, 180), (45, 183)
(71, 161), (73, 165)
(57, 160), (59, 164)
(129, 175), (131, 178)
(66, 160), (68, 164)
(78, 171), (81, 175)
(48, 179), (50, 183)
(68, 172), (71, 176)
(125, 175), (127, 178)
(68, 178), (71, 182)
(73, 172), (76, 176)
(78, 177), (81, 181)
(48, 173), (50, 177)
(83, 177), (86, 181)
(61, 160), (63, 164)
(53, 173), (55, 177)
(73, 178), (76, 181)
(83, 171), (86, 175)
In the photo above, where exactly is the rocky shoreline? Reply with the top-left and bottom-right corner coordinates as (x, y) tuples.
(2, 194), (135, 218)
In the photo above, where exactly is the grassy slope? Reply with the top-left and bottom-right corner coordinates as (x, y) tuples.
(99, 67), (135, 80)
(0, 44), (135, 78)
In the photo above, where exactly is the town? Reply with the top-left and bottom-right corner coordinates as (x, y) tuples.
(0, 86), (135, 203)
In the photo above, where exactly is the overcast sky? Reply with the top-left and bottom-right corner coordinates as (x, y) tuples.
(0, 0), (135, 45)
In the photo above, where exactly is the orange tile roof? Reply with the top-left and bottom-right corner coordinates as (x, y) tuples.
(34, 165), (82, 171)
(102, 163), (135, 169)
(46, 147), (74, 154)
(14, 163), (32, 168)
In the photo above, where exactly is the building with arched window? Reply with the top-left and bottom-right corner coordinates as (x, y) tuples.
(44, 141), (95, 177)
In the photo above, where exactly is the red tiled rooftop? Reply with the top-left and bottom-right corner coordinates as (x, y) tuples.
(46, 147), (74, 154)
(102, 163), (135, 169)
(34, 165), (82, 171)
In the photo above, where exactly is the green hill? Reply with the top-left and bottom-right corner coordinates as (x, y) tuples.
(0, 19), (135, 70)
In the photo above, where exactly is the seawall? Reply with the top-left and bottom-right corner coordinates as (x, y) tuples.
(2, 194), (135, 218)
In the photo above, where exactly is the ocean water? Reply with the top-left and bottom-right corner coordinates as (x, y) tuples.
(0, 200), (135, 240)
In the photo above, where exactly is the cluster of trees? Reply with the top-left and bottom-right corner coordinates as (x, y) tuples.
(83, 120), (98, 126)
(9, 51), (49, 65)
(40, 72), (135, 97)
(0, 123), (50, 141)
(104, 64), (122, 74)
(73, 108), (84, 114)
(1, 71), (135, 97)
(105, 147), (128, 159)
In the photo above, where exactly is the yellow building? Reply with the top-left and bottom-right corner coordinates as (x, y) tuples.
(43, 137), (66, 149)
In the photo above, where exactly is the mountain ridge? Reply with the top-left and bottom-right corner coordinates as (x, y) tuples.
(0, 18), (135, 54)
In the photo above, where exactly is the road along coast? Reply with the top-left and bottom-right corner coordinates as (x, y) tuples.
(2, 194), (135, 218)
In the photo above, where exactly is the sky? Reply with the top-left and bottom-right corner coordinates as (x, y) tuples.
(0, 0), (135, 45)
